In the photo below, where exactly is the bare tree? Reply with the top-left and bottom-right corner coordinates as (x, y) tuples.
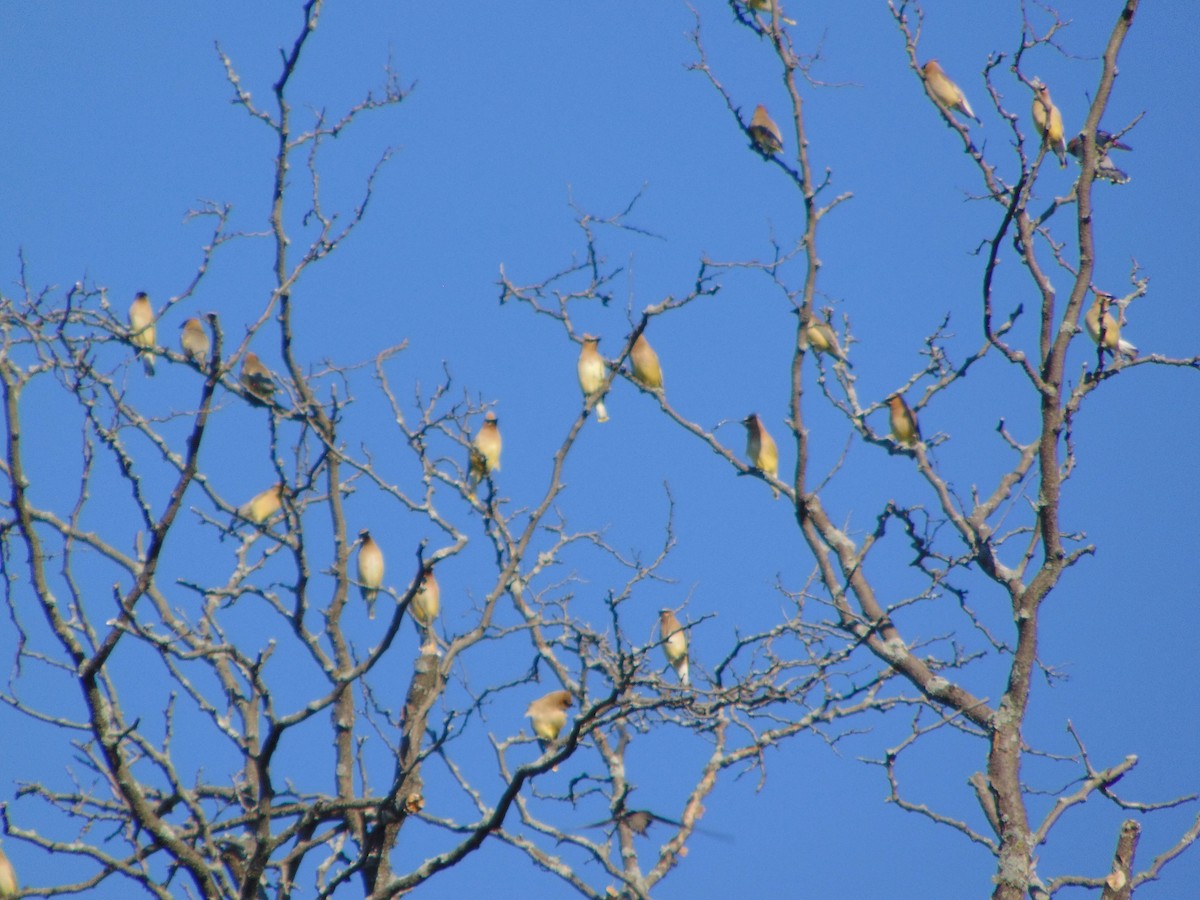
(0, 1), (1196, 898)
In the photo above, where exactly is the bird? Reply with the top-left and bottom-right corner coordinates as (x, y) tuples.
(630, 333), (663, 390)
(525, 690), (574, 755)
(1030, 78), (1067, 167)
(796, 310), (853, 367)
(745, 0), (796, 25)
(469, 411), (502, 487)
(921, 60), (981, 124)
(411, 564), (440, 639)
(128, 291), (157, 376)
(577, 335), (610, 422)
(356, 529), (385, 620)
(583, 808), (686, 837)
(749, 104), (784, 158)
(659, 609), (689, 686)
(240, 352), (278, 406)
(742, 413), (780, 499)
(1067, 130), (1131, 184)
(1084, 293), (1137, 359)
(238, 484), (284, 525)
(887, 394), (921, 447)
(0, 846), (17, 899)
(180, 317), (211, 366)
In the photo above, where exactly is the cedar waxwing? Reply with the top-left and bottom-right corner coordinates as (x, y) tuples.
(578, 335), (610, 422)
(583, 808), (688, 837)
(1031, 79), (1067, 167)
(749, 104), (784, 158)
(745, 0), (796, 25)
(411, 564), (440, 633)
(469, 411), (502, 486)
(128, 291), (157, 376)
(180, 317), (211, 365)
(797, 310), (853, 367)
(630, 333), (663, 390)
(356, 529), (385, 619)
(921, 60), (981, 124)
(240, 352), (278, 405)
(1084, 294), (1137, 359)
(742, 413), (780, 499)
(0, 847), (16, 899)
(1066, 131), (1131, 184)
(887, 394), (921, 447)
(525, 690), (574, 754)
(239, 484), (284, 524)
(659, 609), (689, 686)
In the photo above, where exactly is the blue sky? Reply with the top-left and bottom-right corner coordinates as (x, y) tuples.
(1, 1), (1197, 897)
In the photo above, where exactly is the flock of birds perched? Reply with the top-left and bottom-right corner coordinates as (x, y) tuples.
(112, 37), (1142, 795)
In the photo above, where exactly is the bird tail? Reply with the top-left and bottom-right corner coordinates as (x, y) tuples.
(1117, 339), (1138, 359)
(141, 352), (156, 376)
(1098, 162), (1131, 185)
(595, 400), (609, 423)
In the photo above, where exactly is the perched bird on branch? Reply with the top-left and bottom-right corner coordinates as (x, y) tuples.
(1084, 293), (1137, 359)
(0, 846), (17, 899)
(749, 104), (784, 158)
(128, 291), (157, 376)
(578, 335), (610, 422)
(240, 352), (278, 406)
(238, 484), (284, 525)
(742, 413), (780, 499)
(356, 529), (385, 620)
(1067, 130), (1131, 184)
(525, 690), (574, 756)
(887, 394), (921, 447)
(180, 317), (211, 366)
(659, 609), (689, 686)
(411, 564), (440, 641)
(745, 0), (796, 25)
(796, 309), (853, 368)
(1031, 78), (1067, 167)
(469, 411), (502, 487)
(630, 333), (663, 390)
(921, 60), (981, 124)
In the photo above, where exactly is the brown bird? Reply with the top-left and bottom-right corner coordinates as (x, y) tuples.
(1031, 78), (1067, 167)
(749, 104), (784, 157)
(887, 394), (921, 447)
(583, 808), (687, 837)
(356, 529), (385, 620)
(411, 565), (440, 644)
(180, 317), (211, 366)
(745, 0), (796, 25)
(525, 690), (574, 755)
(630, 333), (663, 390)
(0, 846), (16, 899)
(240, 352), (278, 405)
(469, 411), (502, 487)
(128, 291), (157, 376)
(921, 60), (981, 124)
(797, 310), (853, 367)
(577, 335), (610, 422)
(1084, 293), (1137, 359)
(238, 484), (284, 525)
(659, 609), (689, 686)
(742, 413), (780, 499)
